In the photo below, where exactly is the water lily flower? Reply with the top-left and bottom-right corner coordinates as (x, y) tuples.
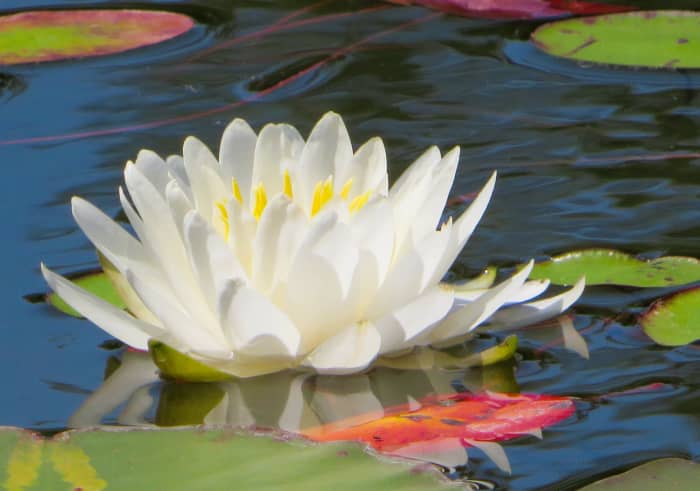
(42, 112), (584, 377)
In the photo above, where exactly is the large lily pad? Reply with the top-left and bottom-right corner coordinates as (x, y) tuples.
(0, 10), (194, 65)
(640, 286), (700, 346)
(0, 427), (452, 490)
(579, 458), (700, 490)
(532, 11), (700, 69)
(529, 249), (700, 287)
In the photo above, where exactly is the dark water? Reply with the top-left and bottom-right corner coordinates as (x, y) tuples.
(2, 1), (700, 489)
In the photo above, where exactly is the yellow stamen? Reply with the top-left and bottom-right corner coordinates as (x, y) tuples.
(340, 178), (353, 200)
(311, 176), (334, 217)
(216, 201), (230, 238)
(349, 191), (371, 214)
(283, 170), (294, 199)
(231, 178), (243, 204)
(252, 183), (267, 221)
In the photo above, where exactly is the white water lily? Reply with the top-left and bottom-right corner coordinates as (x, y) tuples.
(42, 112), (583, 377)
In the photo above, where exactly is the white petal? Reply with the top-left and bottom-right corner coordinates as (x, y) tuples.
(166, 155), (192, 202)
(389, 145), (441, 197)
(133, 150), (170, 196)
(165, 180), (194, 240)
(297, 112), (353, 208)
(219, 118), (257, 199)
(252, 123), (304, 199)
(184, 135), (219, 172)
(41, 265), (160, 350)
(453, 279), (549, 304)
(337, 137), (388, 198)
(366, 245), (424, 321)
(430, 171), (497, 283)
(430, 261), (534, 343)
(124, 269), (228, 355)
(375, 286), (455, 354)
(183, 211), (248, 310)
(225, 198), (257, 277)
(303, 322), (381, 375)
(349, 198), (394, 284)
(410, 146), (459, 239)
(218, 280), (300, 358)
(486, 277), (585, 331)
(182, 150), (227, 223)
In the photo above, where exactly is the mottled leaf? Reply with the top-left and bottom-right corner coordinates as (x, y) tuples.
(640, 286), (700, 346)
(530, 249), (700, 287)
(579, 458), (700, 490)
(532, 11), (700, 69)
(0, 10), (193, 65)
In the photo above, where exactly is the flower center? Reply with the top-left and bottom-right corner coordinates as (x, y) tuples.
(215, 173), (371, 240)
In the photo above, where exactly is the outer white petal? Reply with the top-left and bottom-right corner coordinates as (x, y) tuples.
(365, 245), (424, 321)
(251, 123), (304, 199)
(166, 155), (192, 202)
(336, 137), (388, 198)
(375, 286), (455, 355)
(303, 322), (381, 375)
(133, 149), (170, 196)
(390, 170), (436, 261)
(349, 197), (394, 284)
(297, 112), (353, 210)
(218, 280), (301, 359)
(41, 264), (160, 350)
(219, 118), (257, 199)
(430, 171), (497, 284)
(389, 145), (441, 197)
(165, 180), (194, 240)
(453, 279), (550, 304)
(485, 277), (585, 331)
(409, 146), (459, 239)
(429, 261), (534, 344)
(182, 146), (227, 223)
(124, 269), (229, 355)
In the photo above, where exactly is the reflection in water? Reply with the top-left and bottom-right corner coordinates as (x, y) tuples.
(71, 350), (528, 472)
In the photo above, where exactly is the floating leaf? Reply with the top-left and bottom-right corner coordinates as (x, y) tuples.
(532, 11), (700, 69)
(386, 0), (632, 19)
(303, 391), (574, 469)
(46, 270), (125, 317)
(0, 427), (452, 490)
(0, 10), (194, 65)
(640, 286), (700, 346)
(530, 249), (700, 287)
(579, 458), (700, 490)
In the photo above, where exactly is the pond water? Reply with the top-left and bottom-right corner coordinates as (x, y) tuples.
(2, 0), (700, 489)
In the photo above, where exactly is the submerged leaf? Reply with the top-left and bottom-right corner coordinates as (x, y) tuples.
(530, 249), (700, 287)
(532, 11), (700, 69)
(46, 270), (125, 317)
(386, 0), (632, 19)
(640, 286), (700, 346)
(0, 10), (193, 65)
(149, 341), (231, 382)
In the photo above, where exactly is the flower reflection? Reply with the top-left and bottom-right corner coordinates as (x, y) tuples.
(72, 346), (573, 473)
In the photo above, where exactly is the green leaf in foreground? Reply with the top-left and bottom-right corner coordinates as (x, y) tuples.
(46, 270), (125, 317)
(0, 10), (193, 65)
(530, 249), (700, 287)
(532, 11), (700, 69)
(640, 286), (700, 346)
(579, 458), (700, 490)
(0, 427), (452, 491)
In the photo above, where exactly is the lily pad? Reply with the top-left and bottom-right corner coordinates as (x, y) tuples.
(0, 427), (452, 490)
(532, 11), (700, 69)
(579, 458), (700, 490)
(46, 270), (125, 318)
(0, 10), (194, 65)
(640, 286), (700, 346)
(529, 249), (700, 287)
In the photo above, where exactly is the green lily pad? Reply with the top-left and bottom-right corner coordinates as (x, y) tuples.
(532, 11), (700, 69)
(46, 270), (126, 317)
(529, 249), (700, 287)
(579, 458), (700, 490)
(0, 10), (194, 65)
(640, 286), (700, 346)
(0, 427), (452, 490)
